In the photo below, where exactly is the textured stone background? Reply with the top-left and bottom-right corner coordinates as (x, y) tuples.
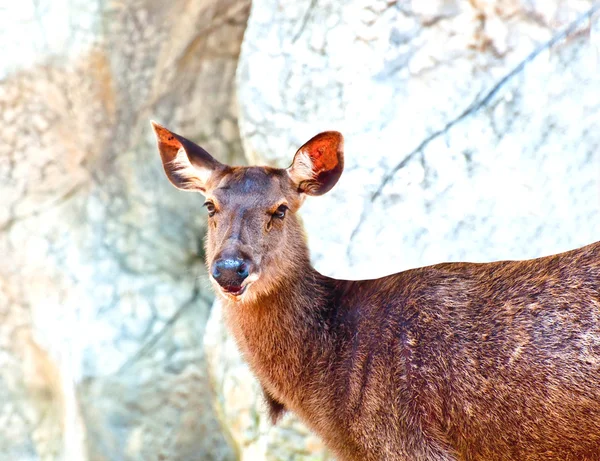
(0, 1), (249, 460)
(1, 0), (599, 460)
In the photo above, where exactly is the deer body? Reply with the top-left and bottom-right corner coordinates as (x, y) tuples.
(152, 122), (600, 461)
(226, 243), (600, 461)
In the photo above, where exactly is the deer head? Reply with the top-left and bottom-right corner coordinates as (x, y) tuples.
(151, 121), (344, 302)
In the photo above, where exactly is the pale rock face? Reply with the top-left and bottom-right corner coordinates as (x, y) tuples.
(0, 0), (250, 459)
(205, 0), (600, 460)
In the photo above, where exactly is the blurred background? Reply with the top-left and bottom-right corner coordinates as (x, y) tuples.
(0, 0), (599, 460)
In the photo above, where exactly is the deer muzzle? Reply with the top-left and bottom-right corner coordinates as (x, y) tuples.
(211, 257), (252, 296)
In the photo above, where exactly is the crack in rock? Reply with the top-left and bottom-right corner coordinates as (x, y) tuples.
(348, 3), (600, 253)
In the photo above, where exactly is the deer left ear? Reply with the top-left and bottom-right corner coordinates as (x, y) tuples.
(287, 131), (344, 196)
(151, 121), (225, 193)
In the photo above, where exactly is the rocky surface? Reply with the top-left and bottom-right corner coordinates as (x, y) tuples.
(0, 0), (249, 459)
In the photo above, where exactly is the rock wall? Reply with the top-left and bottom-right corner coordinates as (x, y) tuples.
(207, 0), (600, 459)
(0, 1), (250, 460)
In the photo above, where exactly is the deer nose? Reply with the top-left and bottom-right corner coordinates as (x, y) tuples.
(211, 258), (250, 291)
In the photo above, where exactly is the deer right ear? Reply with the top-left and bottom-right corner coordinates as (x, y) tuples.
(151, 121), (224, 193)
(287, 131), (344, 196)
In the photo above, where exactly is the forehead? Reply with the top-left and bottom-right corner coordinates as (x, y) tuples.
(212, 167), (288, 204)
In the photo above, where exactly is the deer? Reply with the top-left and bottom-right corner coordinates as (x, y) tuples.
(151, 121), (600, 461)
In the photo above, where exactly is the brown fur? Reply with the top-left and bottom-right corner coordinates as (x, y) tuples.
(152, 122), (600, 461)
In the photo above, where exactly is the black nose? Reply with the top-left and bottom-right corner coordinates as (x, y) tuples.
(211, 258), (249, 290)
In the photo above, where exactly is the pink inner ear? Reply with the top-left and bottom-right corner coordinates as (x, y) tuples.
(291, 131), (344, 196)
(303, 132), (342, 173)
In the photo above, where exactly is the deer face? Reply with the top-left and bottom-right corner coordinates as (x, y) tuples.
(151, 122), (344, 302)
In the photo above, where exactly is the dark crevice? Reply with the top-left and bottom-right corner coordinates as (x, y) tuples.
(0, 181), (86, 234)
(116, 275), (211, 375)
(292, 0), (318, 43)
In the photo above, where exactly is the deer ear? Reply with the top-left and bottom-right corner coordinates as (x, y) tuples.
(151, 121), (224, 193)
(287, 131), (344, 196)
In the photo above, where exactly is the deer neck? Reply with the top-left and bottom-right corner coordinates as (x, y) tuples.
(221, 258), (336, 405)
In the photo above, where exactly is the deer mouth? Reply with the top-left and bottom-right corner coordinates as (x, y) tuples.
(221, 285), (246, 297)
(215, 273), (259, 299)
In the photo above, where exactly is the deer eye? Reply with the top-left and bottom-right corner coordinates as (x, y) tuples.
(203, 201), (216, 217)
(273, 204), (288, 219)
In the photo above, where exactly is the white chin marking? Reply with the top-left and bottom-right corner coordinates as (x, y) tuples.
(245, 273), (260, 284)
